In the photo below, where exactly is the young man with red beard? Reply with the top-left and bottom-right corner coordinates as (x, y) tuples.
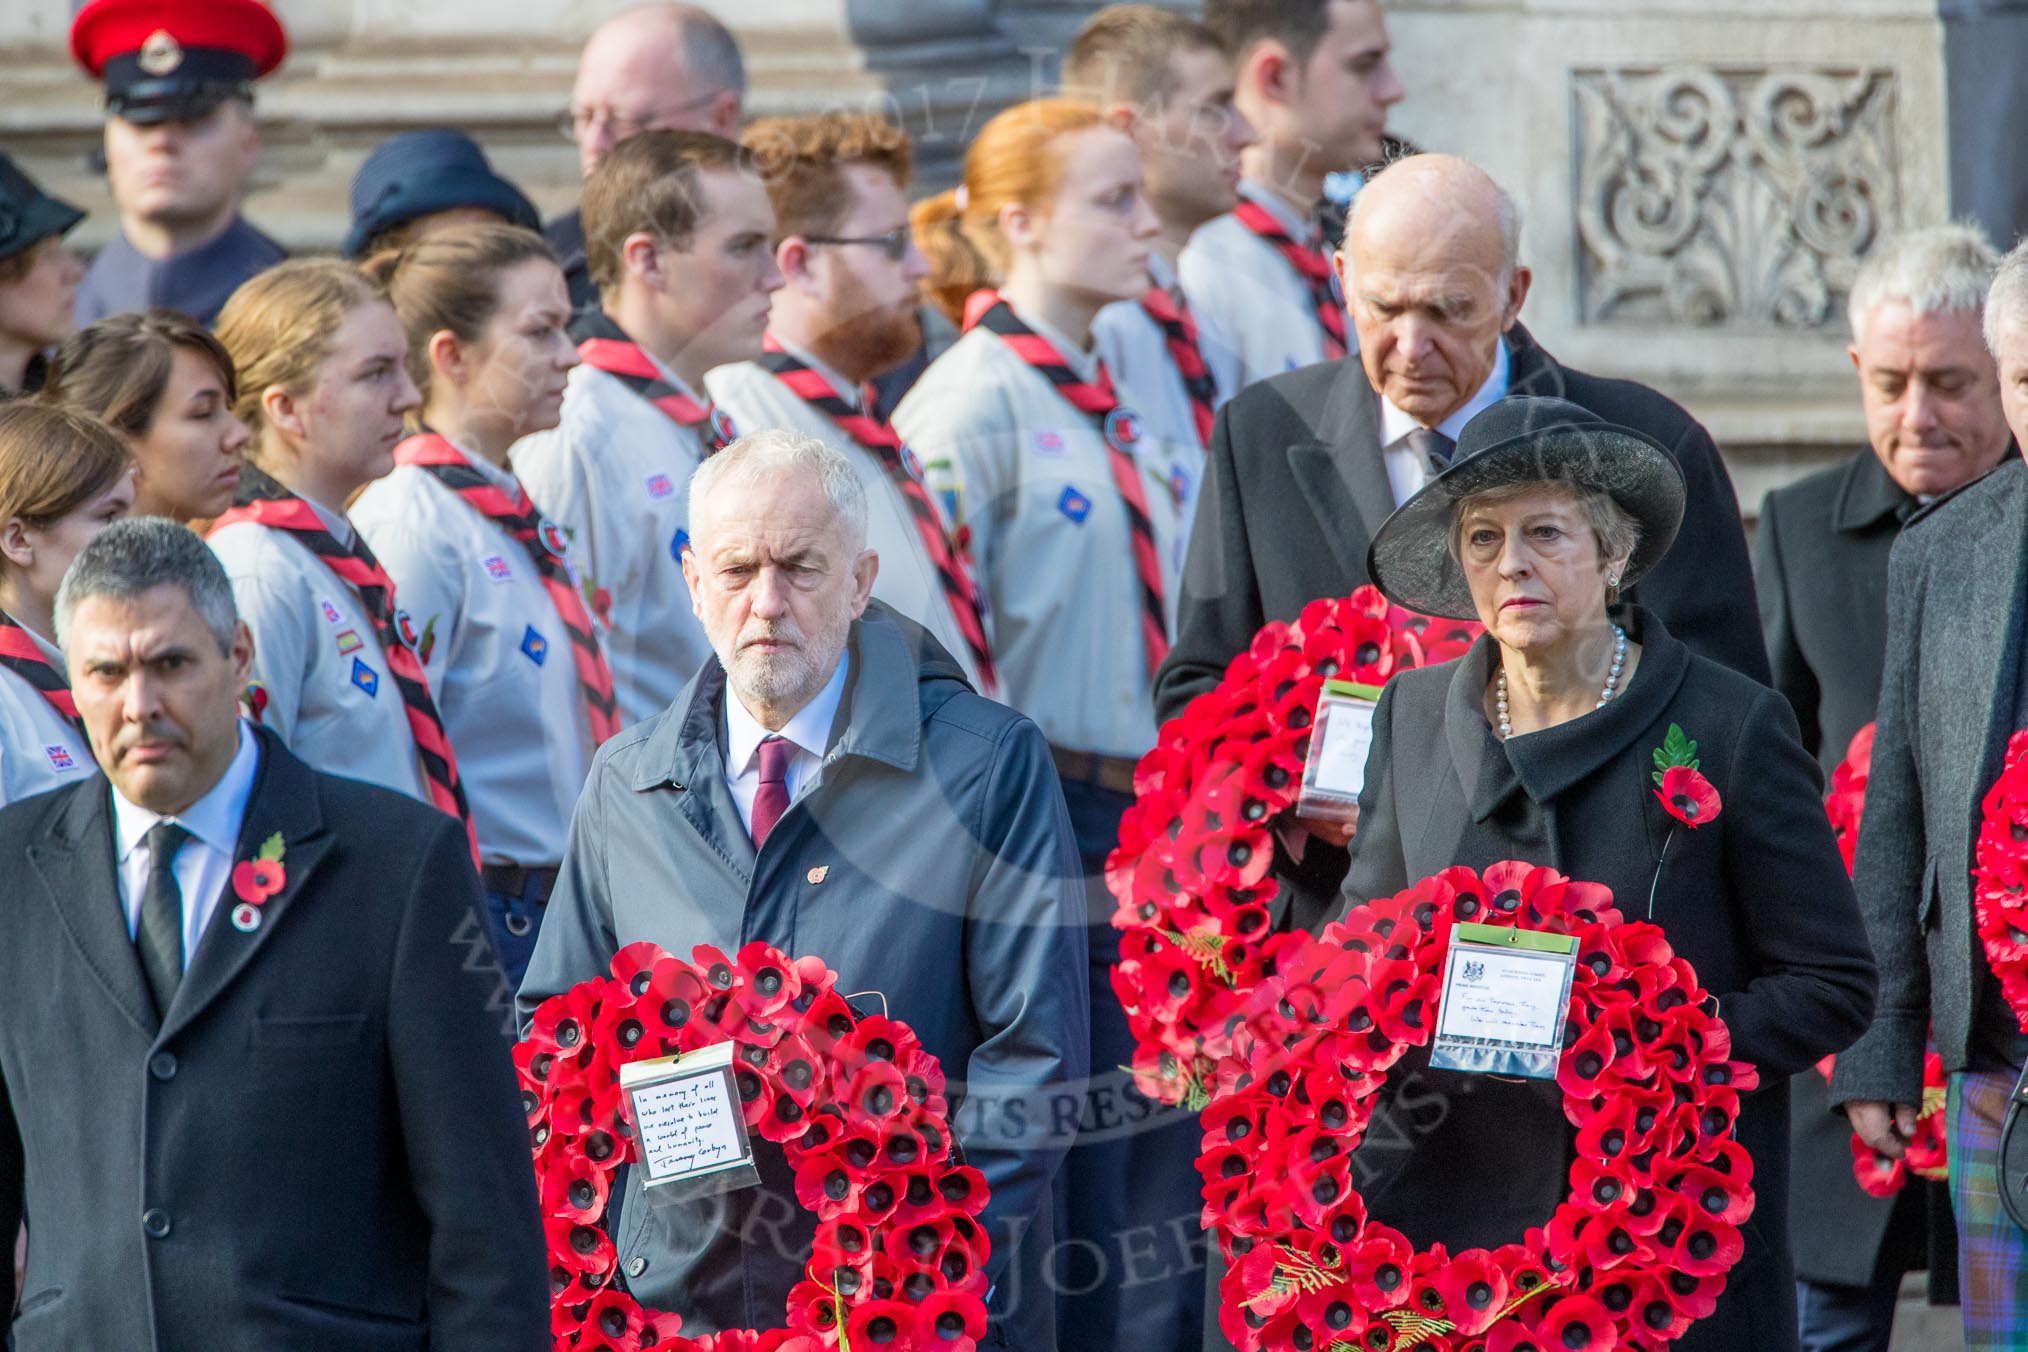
(708, 114), (998, 695)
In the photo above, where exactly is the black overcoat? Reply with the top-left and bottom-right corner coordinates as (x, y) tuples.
(1155, 327), (1771, 930)
(1752, 448), (1946, 1289)
(1337, 609), (1876, 1352)
(0, 729), (549, 1352)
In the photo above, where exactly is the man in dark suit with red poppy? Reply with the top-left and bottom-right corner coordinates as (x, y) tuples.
(0, 519), (546, 1351)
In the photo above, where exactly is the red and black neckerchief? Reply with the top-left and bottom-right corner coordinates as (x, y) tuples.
(210, 469), (480, 868)
(1138, 284), (1218, 448)
(758, 336), (1000, 696)
(1232, 198), (1348, 360)
(0, 608), (80, 731)
(571, 311), (737, 451)
(965, 295), (1170, 677)
(392, 433), (623, 745)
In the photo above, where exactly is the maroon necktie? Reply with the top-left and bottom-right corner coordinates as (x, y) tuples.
(750, 735), (792, 848)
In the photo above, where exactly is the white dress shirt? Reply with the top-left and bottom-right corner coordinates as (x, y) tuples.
(1180, 179), (1347, 392)
(893, 303), (1185, 760)
(1378, 337), (1511, 507)
(208, 494), (431, 804)
(513, 351), (716, 727)
(723, 651), (850, 836)
(705, 344), (993, 693)
(114, 719), (261, 962)
(0, 623), (93, 808)
(351, 441), (596, 867)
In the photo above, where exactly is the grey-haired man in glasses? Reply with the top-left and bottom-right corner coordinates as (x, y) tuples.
(546, 2), (747, 312)
(706, 112), (999, 696)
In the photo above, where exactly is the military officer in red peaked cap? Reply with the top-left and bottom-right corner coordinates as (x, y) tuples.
(69, 0), (288, 328)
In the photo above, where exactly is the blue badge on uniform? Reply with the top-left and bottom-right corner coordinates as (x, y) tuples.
(671, 527), (689, 562)
(350, 656), (379, 697)
(1058, 486), (1092, 524)
(522, 625), (549, 665)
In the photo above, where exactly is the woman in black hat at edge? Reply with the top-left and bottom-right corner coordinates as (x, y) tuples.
(1329, 394), (1877, 1352)
(0, 154), (86, 400)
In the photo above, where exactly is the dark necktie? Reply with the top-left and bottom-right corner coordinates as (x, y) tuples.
(750, 736), (793, 849)
(1403, 426), (1456, 479)
(136, 821), (192, 1017)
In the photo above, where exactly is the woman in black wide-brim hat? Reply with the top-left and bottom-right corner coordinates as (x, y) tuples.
(0, 154), (86, 400)
(1331, 394), (1877, 1352)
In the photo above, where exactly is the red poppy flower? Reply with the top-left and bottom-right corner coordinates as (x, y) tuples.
(541, 1150), (611, 1225)
(1534, 1292), (1618, 1351)
(735, 941), (800, 1017)
(1345, 1227), (1415, 1310)
(231, 857), (284, 904)
(917, 1290), (988, 1349)
(1434, 1248), (1511, 1337)
(1654, 767), (1722, 829)
(578, 1286), (644, 1346)
(545, 1212), (616, 1277)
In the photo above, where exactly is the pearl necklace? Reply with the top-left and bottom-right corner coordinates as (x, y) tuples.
(1496, 625), (1626, 741)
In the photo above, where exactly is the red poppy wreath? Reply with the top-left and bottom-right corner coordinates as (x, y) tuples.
(1973, 729), (2028, 1053)
(1815, 723), (1949, 1196)
(520, 941), (992, 1352)
(1202, 861), (1759, 1352)
(1108, 587), (1480, 1107)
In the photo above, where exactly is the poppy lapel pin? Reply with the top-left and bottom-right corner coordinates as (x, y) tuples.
(807, 865), (830, 886)
(1650, 724), (1722, 829)
(229, 832), (287, 933)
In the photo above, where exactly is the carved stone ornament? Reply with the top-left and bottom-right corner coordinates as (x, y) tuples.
(1574, 65), (1899, 330)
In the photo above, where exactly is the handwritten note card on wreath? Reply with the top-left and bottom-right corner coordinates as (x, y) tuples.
(620, 1042), (760, 1199)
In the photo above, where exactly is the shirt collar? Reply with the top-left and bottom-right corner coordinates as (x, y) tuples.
(1006, 300), (1102, 384)
(725, 650), (851, 777)
(113, 719), (261, 864)
(24, 621), (63, 666)
(1148, 252), (1182, 296)
(1380, 336), (1511, 451)
(443, 436), (522, 495)
(1238, 179), (1315, 242)
(300, 492), (354, 548)
(770, 336), (862, 410)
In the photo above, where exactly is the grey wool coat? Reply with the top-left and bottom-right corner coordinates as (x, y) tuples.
(1832, 458), (2028, 1106)
(1338, 609), (1876, 1352)
(518, 603), (1091, 1350)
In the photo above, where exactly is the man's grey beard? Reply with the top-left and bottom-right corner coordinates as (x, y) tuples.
(720, 616), (852, 714)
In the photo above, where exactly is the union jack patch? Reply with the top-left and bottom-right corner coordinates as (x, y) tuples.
(483, 555), (512, 582)
(646, 473), (675, 500)
(44, 745), (76, 771)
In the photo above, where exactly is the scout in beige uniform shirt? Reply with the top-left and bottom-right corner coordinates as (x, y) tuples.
(892, 303), (1184, 762)
(209, 500), (432, 804)
(511, 354), (714, 728)
(1092, 254), (1220, 559)
(1180, 179), (1343, 389)
(0, 621), (92, 807)
(351, 442), (594, 867)
(706, 341), (993, 694)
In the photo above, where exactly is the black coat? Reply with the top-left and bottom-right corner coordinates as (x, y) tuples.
(1752, 449), (1941, 1289)
(0, 729), (548, 1352)
(1753, 449), (1916, 775)
(1155, 328), (1771, 928)
(1337, 609), (1875, 1352)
